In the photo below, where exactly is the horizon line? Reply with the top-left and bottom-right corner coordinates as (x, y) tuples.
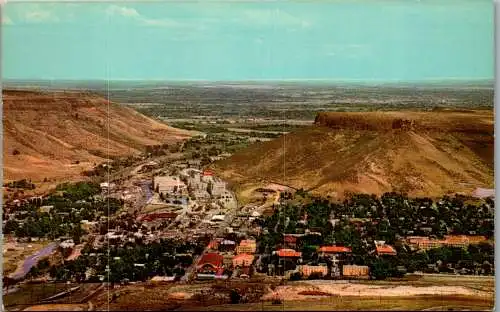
(3, 77), (494, 84)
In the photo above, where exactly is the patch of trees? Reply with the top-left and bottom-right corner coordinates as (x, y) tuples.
(182, 135), (249, 157)
(273, 192), (494, 242)
(4, 182), (123, 240)
(55, 181), (101, 201)
(257, 192), (495, 278)
(82, 155), (142, 177)
(49, 239), (204, 283)
(25, 258), (52, 281)
(145, 143), (171, 157)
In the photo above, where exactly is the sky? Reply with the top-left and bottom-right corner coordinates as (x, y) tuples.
(2, 0), (494, 82)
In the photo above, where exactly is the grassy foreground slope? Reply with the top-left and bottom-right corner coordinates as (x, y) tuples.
(212, 110), (493, 199)
(3, 90), (194, 183)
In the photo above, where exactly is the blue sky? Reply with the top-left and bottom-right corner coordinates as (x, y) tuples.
(2, 0), (494, 82)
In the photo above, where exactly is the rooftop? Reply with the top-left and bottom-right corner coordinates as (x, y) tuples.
(198, 252), (224, 268)
(318, 246), (352, 253)
(276, 248), (302, 258)
(233, 253), (255, 261)
(239, 239), (256, 246)
(376, 244), (397, 256)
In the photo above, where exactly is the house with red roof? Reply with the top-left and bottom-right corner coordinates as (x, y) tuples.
(197, 252), (224, 274)
(318, 245), (353, 264)
(318, 246), (352, 255)
(203, 170), (214, 176)
(276, 248), (302, 258)
(374, 243), (397, 256)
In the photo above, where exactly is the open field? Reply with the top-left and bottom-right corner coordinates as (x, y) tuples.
(88, 83), (493, 120)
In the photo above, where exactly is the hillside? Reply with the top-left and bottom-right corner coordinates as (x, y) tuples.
(212, 110), (494, 199)
(3, 90), (194, 183)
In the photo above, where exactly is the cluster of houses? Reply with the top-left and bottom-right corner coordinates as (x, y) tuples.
(405, 235), (489, 251)
(192, 231), (402, 281)
(269, 237), (398, 279)
(196, 238), (257, 280)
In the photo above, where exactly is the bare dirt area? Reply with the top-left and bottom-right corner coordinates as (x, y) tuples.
(262, 281), (492, 301)
(201, 295), (493, 311)
(90, 281), (270, 311)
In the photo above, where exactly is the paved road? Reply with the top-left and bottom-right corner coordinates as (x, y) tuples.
(182, 206), (238, 282)
(11, 242), (58, 280)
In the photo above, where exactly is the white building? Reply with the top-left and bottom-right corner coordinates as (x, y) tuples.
(211, 181), (227, 197)
(211, 214), (226, 222)
(60, 239), (75, 249)
(154, 176), (187, 195)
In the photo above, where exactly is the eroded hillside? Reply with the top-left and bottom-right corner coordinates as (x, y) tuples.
(3, 90), (193, 183)
(212, 110), (494, 199)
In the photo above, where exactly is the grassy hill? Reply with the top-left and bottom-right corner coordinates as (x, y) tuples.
(3, 90), (194, 183)
(212, 110), (493, 199)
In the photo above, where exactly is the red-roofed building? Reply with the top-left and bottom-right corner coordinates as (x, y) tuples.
(276, 248), (302, 258)
(318, 246), (352, 255)
(375, 244), (397, 256)
(203, 170), (214, 176)
(197, 252), (224, 274)
(406, 235), (489, 250)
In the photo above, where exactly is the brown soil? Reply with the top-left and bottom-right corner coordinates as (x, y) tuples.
(212, 110), (494, 199)
(3, 90), (194, 184)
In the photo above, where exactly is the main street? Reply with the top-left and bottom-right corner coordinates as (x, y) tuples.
(182, 192), (238, 282)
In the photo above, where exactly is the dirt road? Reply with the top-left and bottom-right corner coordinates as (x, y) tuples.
(262, 280), (493, 301)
